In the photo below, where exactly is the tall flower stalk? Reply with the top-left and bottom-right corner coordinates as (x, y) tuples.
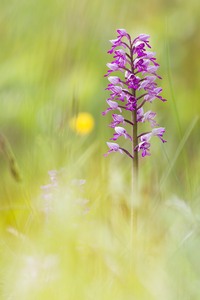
(103, 29), (166, 192)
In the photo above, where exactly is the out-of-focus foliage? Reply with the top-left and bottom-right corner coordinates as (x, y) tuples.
(0, 0), (200, 299)
(0, 0), (199, 196)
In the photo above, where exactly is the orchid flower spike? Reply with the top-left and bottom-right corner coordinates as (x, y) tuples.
(103, 29), (166, 159)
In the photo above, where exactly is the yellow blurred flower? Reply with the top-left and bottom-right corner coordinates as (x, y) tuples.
(69, 112), (94, 135)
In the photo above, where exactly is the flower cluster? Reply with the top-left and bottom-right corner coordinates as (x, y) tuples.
(103, 29), (166, 158)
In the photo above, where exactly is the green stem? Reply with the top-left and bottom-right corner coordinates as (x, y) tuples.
(132, 108), (138, 190)
(129, 50), (138, 193)
(129, 41), (139, 258)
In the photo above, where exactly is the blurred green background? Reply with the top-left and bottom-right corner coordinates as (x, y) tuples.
(0, 0), (200, 194)
(0, 0), (200, 299)
(0, 0), (199, 204)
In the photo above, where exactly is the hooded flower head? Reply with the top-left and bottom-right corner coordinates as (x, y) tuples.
(103, 29), (166, 158)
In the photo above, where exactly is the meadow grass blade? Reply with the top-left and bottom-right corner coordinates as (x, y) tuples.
(0, 133), (22, 182)
(165, 35), (196, 197)
(160, 115), (199, 187)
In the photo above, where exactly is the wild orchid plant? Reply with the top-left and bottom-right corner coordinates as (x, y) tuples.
(103, 29), (166, 185)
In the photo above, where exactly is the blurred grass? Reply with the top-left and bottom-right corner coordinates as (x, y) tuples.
(0, 0), (200, 299)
